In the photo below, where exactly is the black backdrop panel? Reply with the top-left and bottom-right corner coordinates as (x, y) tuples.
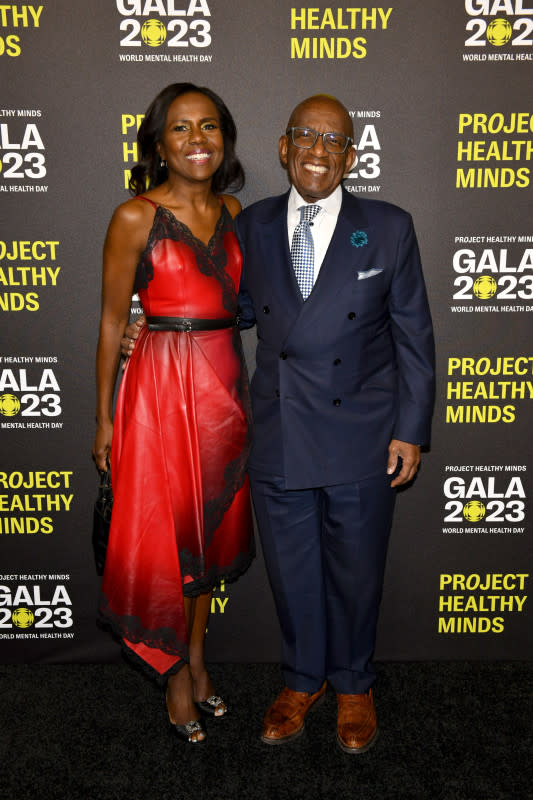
(1, 1), (532, 663)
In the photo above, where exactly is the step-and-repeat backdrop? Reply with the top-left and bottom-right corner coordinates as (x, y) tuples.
(1, 1), (532, 665)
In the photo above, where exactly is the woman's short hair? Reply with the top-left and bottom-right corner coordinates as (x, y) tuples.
(129, 82), (244, 196)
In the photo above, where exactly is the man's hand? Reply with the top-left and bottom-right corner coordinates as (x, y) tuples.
(121, 315), (145, 359)
(387, 439), (421, 487)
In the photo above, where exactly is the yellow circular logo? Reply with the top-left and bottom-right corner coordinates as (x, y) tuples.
(473, 274), (498, 300)
(12, 608), (35, 628)
(487, 18), (513, 46)
(141, 18), (167, 47)
(463, 500), (486, 522)
(0, 394), (21, 416)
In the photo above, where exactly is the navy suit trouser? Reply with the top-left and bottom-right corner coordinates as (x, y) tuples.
(249, 469), (396, 695)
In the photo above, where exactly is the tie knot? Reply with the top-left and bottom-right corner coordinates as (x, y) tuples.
(299, 204), (321, 224)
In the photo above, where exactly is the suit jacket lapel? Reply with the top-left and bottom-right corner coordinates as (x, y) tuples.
(302, 189), (370, 315)
(257, 191), (304, 311)
(253, 189), (372, 344)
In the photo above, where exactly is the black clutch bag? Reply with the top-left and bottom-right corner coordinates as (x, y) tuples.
(92, 469), (113, 576)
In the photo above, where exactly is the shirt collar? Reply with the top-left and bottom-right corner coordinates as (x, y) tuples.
(288, 184), (343, 218)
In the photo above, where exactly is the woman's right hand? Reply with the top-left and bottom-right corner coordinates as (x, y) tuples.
(93, 421), (113, 472)
(95, 200), (150, 466)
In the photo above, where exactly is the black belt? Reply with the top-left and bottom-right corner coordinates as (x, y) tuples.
(146, 315), (238, 332)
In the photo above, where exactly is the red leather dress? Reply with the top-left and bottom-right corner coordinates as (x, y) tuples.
(99, 199), (254, 680)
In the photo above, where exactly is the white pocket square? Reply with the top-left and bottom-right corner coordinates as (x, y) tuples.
(357, 268), (383, 280)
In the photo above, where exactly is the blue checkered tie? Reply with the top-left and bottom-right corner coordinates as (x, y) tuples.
(291, 204), (321, 300)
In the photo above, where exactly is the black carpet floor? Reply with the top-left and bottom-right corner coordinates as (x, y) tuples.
(1, 661), (531, 800)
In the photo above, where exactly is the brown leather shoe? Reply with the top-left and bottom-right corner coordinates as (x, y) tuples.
(336, 689), (378, 754)
(261, 682), (327, 744)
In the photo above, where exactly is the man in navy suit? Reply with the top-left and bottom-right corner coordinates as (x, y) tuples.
(236, 94), (435, 753)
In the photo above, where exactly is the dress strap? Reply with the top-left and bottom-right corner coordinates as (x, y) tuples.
(138, 196), (158, 209)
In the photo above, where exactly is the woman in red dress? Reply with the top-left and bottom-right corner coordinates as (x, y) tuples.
(93, 84), (254, 743)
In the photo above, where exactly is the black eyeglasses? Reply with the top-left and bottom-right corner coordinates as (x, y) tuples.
(286, 126), (353, 154)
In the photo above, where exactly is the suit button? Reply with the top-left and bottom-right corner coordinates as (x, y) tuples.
(347, 312), (356, 320)
(333, 358), (341, 366)
(280, 352), (288, 360)
(275, 390), (280, 397)
(333, 398), (341, 406)
(263, 305), (270, 314)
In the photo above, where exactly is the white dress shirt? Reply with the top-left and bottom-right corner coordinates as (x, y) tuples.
(287, 184), (342, 284)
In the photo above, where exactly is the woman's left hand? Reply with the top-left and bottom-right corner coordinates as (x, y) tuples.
(93, 421), (113, 472)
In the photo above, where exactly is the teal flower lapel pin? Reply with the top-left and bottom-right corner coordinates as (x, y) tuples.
(350, 230), (368, 248)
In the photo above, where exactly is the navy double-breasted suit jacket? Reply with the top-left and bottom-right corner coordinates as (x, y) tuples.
(236, 188), (435, 490)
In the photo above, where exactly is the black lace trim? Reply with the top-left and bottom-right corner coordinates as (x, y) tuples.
(98, 543), (254, 664)
(122, 640), (186, 687)
(203, 453), (248, 549)
(191, 207), (237, 315)
(96, 616), (186, 687)
(98, 593), (189, 660)
(233, 325), (253, 434)
(201, 334), (252, 551)
(134, 203), (237, 316)
(181, 541), (255, 597)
